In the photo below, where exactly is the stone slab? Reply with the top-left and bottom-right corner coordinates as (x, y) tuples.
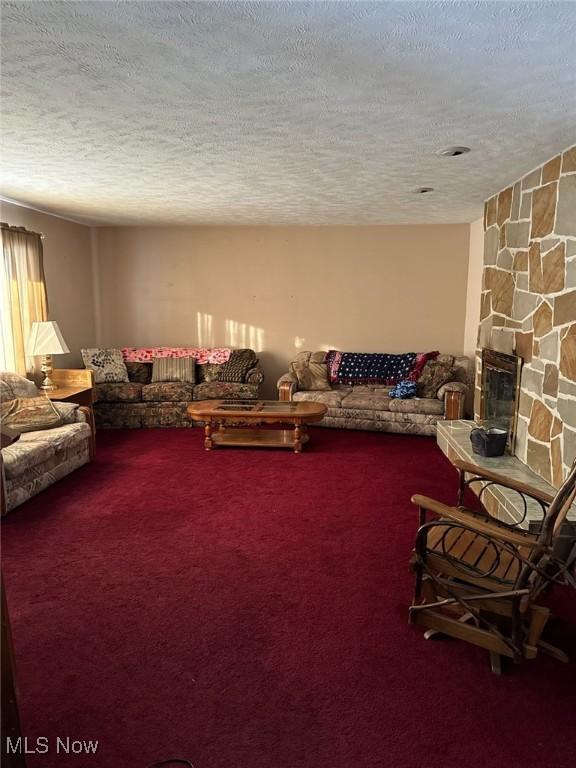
(506, 220), (531, 248)
(554, 290), (576, 326)
(531, 182), (557, 239)
(539, 330), (559, 361)
(556, 175), (576, 237)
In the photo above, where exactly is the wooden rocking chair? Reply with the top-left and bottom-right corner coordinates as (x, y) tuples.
(409, 458), (576, 673)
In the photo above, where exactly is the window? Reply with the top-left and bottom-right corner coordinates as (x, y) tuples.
(0, 225), (48, 374)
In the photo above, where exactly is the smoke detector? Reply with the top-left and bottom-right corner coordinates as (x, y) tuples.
(437, 146), (471, 157)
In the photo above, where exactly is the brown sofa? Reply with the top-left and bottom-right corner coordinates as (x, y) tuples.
(92, 348), (264, 428)
(277, 351), (469, 436)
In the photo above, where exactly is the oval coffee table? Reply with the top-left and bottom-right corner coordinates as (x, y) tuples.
(187, 399), (327, 453)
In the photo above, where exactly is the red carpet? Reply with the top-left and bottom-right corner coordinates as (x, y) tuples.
(2, 428), (575, 768)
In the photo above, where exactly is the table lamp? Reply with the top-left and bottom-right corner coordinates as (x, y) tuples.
(25, 321), (70, 390)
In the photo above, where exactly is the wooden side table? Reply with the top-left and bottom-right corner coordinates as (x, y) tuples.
(48, 368), (93, 405)
(47, 369), (96, 455)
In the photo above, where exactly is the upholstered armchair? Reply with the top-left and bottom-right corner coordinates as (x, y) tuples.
(1, 372), (94, 515)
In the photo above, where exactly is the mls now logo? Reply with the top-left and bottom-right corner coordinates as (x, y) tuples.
(56, 737), (99, 754)
(5, 737), (99, 755)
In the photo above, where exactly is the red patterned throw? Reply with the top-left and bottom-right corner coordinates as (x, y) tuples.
(122, 347), (231, 365)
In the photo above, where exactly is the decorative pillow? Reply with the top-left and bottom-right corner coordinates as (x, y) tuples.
(417, 361), (458, 398)
(198, 363), (221, 383)
(151, 356), (196, 384)
(0, 396), (62, 435)
(291, 361), (331, 391)
(82, 348), (129, 384)
(288, 351), (331, 391)
(125, 362), (152, 384)
(217, 349), (257, 383)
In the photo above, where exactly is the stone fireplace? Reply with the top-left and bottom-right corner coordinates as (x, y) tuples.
(475, 145), (576, 487)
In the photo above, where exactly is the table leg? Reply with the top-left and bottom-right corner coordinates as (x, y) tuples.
(204, 420), (213, 451)
(294, 423), (302, 454)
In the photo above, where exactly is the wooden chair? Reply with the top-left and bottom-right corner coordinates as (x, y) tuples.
(409, 458), (576, 673)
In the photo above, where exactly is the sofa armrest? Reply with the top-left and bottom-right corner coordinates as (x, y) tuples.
(277, 372), (298, 401)
(437, 381), (468, 400)
(437, 381), (467, 419)
(245, 363), (264, 385)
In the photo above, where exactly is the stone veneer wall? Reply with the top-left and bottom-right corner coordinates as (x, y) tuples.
(475, 145), (576, 487)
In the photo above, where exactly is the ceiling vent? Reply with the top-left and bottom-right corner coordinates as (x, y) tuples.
(437, 146), (471, 157)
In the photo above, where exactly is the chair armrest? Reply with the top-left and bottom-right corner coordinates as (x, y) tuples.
(52, 401), (81, 424)
(78, 406), (95, 459)
(277, 372), (298, 401)
(411, 494), (539, 549)
(245, 363), (264, 385)
(453, 459), (555, 506)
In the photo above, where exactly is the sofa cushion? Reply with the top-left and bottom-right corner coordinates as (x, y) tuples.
(142, 382), (195, 402)
(387, 397), (444, 416)
(350, 384), (393, 395)
(0, 395), (62, 434)
(2, 422), (91, 480)
(340, 393), (393, 411)
(82, 348), (129, 383)
(125, 362), (152, 384)
(94, 383), (143, 403)
(193, 382), (259, 400)
(292, 390), (347, 408)
(151, 356), (196, 384)
(216, 349), (257, 383)
(417, 360), (459, 398)
(197, 363), (221, 383)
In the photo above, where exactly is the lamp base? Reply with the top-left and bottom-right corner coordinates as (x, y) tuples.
(39, 355), (56, 391)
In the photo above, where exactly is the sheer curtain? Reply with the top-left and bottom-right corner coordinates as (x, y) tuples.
(0, 225), (49, 374)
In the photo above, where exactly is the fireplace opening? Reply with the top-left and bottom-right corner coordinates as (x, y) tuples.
(479, 348), (523, 454)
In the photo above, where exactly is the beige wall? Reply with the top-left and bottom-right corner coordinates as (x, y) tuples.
(96, 224), (470, 396)
(1, 200), (97, 368)
(462, 217), (484, 415)
(464, 218), (484, 360)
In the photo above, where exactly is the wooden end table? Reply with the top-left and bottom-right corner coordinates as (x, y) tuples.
(47, 369), (96, 455)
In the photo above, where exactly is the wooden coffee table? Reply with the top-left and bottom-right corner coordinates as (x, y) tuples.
(187, 400), (328, 453)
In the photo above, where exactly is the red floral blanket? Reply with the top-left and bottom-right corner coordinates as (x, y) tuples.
(122, 347), (231, 364)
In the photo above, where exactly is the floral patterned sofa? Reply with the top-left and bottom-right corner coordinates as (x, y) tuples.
(1, 372), (93, 514)
(91, 348), (264, 428)
(277, 351), (470, 436)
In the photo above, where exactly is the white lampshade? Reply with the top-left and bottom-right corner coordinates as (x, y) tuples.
(26, 321), (70, 356)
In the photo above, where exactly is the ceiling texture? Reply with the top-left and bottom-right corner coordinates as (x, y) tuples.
(2, 1), (576, 226)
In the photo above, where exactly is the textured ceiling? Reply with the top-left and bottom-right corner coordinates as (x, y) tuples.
(1, 1), (576, 226)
